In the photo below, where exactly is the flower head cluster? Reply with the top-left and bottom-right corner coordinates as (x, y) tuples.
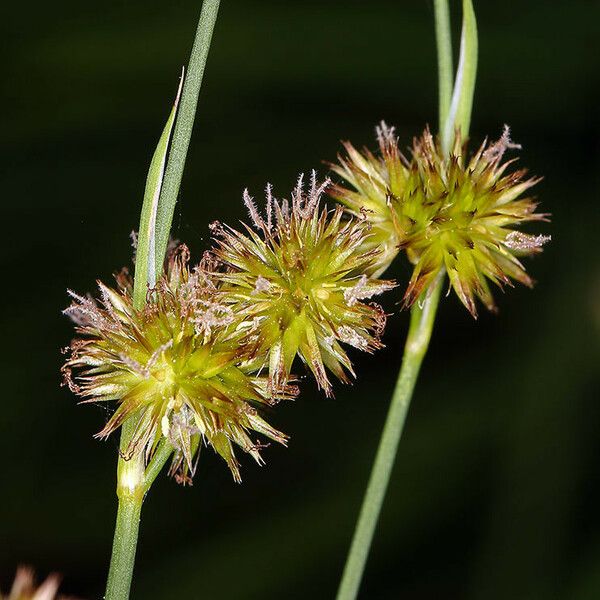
(329, 123), (549, 316)
(211, 173), (394, 396)
(63, 246), (292, 483)
(63, 174), (394, 481)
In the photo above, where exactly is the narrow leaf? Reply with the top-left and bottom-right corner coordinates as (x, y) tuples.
(442, 0), (478, 153)
(132, 73), (184, 310)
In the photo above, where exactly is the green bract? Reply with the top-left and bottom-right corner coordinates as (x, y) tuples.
(329, 123), (549, 317)
(63, 245), (291, 483)
(211, 173), (394, 396)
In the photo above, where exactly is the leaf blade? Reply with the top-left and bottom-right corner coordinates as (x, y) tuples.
(442, 0), (478, 152)
(132, 75), (184, 310)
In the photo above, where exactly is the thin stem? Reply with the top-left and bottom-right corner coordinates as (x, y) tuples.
(104, 438), (173, 599)
(337, 1), (479, 593)
(105, 497), (143, 600)
(337, 2), (479, 593)
(154, 0), (221, 275)
(105, 418), (145, 600)
(336, 275), (443, 600)
(104, 3), (221, 597)
(434, 0), (453, 132)
(143, 440), (174, 493)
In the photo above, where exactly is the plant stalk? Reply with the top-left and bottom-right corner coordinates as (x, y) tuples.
(337, 2), (455, 594)
(336, 0), (478, 595)
(336, 276), (443, 600)
(154, 0), (221, 275)
(434, 0), (453, 132)
(105, 418), (145, 600)
(105, 498), (143, 600)
(104, 2), (221, 598)
(142, 440), (175, 493)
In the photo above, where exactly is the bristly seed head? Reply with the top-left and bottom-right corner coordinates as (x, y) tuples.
(328, 123), (550, 317)
(62, 245), (294, 483)
(211, 171), (395, 396)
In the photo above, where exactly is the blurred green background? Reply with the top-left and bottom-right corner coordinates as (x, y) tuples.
(1, 1), (598, 598)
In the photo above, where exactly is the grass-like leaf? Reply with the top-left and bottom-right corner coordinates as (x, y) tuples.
(132, 75), (183, 310)
(442, 0), (478, 151)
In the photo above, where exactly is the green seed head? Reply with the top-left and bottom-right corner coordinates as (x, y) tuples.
(211, 173), (394, 396)
(329, 123), (550, 317)
(63, 245), (291, 483)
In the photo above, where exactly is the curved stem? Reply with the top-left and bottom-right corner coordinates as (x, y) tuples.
(337, 2), (479, 594)
(434, 0), (453, 132)
(336, 275), (443, 600)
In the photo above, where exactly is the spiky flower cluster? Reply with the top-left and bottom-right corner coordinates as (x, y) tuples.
(63, 246), (291, 483)
(211, 173), (394, 396)
(64, 175), (393, 481)
(329, 123), (550, 316)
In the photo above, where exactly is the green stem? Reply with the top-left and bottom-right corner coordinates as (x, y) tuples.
(337, 1), (479, 594)
(336, 276), (443, 600)
(105, 498), (143, 600)
(104, 3), (221, 597)
(154, 0), (221, 275)
(105, 419), (146, 600)
(434, 0), (453, 132)
(105, 420), (175, 600)
(143, 440), (175, 494)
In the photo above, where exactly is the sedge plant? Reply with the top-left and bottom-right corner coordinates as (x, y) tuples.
(331, 1), (549, 598)
(63, 1), (222, 597)
(62, 2), (395, 598)
(61, 2), (549, 598)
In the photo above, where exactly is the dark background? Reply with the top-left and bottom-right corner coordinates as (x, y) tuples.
(1, 1), (598, 598)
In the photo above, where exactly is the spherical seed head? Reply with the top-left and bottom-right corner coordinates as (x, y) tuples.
(329, 123), (550, 317)
(62, 245), (292, 483)
(211, 172), (394, 396)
